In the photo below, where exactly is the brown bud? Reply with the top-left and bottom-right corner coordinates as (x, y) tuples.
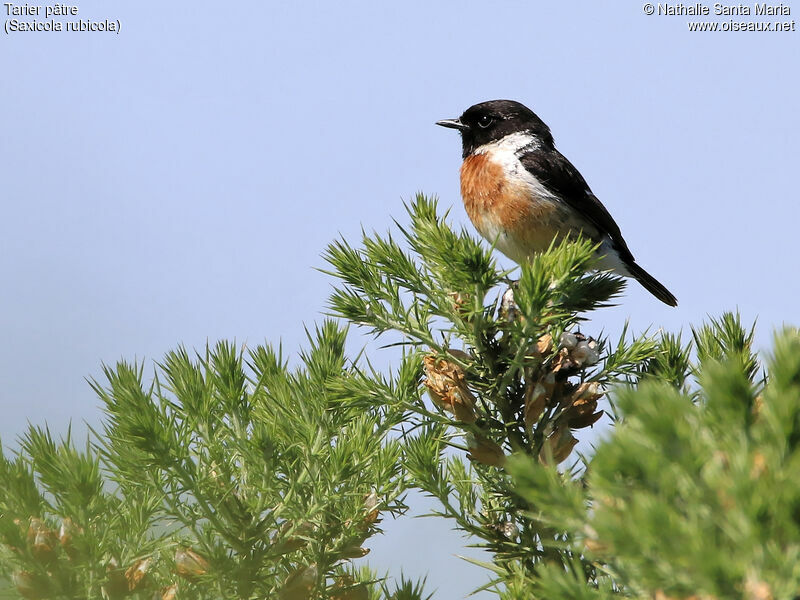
(423, 354), (477, 423)
(450, 291), (471, 315)
(582, 525), (610, 554)
(25, 518), (41, 547)
(279, 564), (318, 600)
(28, 518), (57, 563)
(207, 460), (228, 489)
(125, 557), (151, 591)
(363, 490), (381, 525)
(539, 427), (578, 464)
(583, 537), (608, 554)
(175, 547), (209, 580)
(59, 518), (80, 548)
(655, 593), (717, 600)
(752, 395), (764, 418)
(750, 452), (768, 480)
(744, 576), (772, 600)
(59, 518), (82, 560)
(466, 434), (506, 467)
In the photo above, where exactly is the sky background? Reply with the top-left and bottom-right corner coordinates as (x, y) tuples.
(2, 1), (798, 596)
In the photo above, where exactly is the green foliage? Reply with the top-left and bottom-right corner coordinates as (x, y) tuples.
(1, 192), (797, 600)
(512, 321), (800, 599)
(0, 322), (429, 599)
(324, 195), (659, 593)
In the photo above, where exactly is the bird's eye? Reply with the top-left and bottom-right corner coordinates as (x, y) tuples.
(477, 115), (494, 128)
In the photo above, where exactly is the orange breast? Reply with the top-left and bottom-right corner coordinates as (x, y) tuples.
(459, 153), (565, 261)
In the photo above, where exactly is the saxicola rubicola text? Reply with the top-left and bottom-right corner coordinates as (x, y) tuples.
(437, 99), (677, 306)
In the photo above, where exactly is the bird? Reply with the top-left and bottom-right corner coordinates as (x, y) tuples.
(436, 99), (677, 307)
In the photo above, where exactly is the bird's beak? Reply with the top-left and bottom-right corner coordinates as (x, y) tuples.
(436, 118), (468, 131)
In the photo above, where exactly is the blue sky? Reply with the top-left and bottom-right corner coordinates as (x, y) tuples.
(2, 1), (798, 596)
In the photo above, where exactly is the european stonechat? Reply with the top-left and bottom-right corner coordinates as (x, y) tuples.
(437, 99), (677, 307)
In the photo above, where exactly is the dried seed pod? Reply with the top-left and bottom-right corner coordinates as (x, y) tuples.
(539, 427), (578, 464)
(279, 564), (318, 600)
(558, 382), (604, 429)
(533, 333), (554, 358)
(175, 547), (209, 580)
(524, 382), (548, 428)
(446, 348), (472, 362)
(541, 372), (557, 396)
(570, 381), (603, 404)
(160, 583), (178, 600)
(331, 576), (370, 600)
(12, 570), (50, 600)
(105, 557), (129, 598)
(125, 557), (151, 591)
(423, 354), (477, 422)
(466, 434), (506, 467)
(339, 541), (370, 559)
(331, 584), (369, 600)
(567, 410), (604, 430)
(551, 348), (577, 374)
(562, 381), (603, 412)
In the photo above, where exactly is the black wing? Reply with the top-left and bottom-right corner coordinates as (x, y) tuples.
(519, 149), (635, 263)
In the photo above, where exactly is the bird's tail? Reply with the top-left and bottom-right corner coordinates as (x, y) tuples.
(626, 261), (678, 307)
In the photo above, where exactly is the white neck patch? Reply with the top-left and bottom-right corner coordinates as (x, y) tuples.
(471, 130), (558, 205)
(473, 131), (539, 157)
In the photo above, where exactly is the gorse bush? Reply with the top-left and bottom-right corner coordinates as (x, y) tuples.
(323, 196), (656, 582)
(0, 327), (414, 599)
(1, 195), (797, 599)
(512, 320), (800, 599)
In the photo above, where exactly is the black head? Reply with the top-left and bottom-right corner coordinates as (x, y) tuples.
(436, 100), (554, 158)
